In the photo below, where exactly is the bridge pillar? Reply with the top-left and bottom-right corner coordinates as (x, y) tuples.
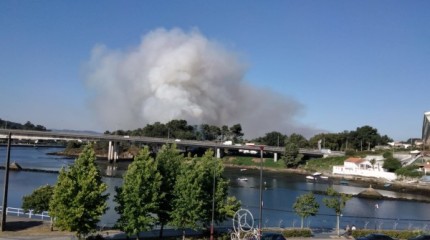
(113, 142), (119, 163)
(108, 141), (119, 163)
(216, 148), (221, 158)
(274, 153), (278, 162)
(108, 141), (113, 163)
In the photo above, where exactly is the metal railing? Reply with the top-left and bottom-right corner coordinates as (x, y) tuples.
(0, 206), (51, 221)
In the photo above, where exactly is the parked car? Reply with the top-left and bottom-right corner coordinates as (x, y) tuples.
(356, 233), (397, 240)
(409, 235), (430, 240)
(260, 232), (286, 240)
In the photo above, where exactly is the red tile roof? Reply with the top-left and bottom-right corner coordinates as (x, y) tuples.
(345, 157), (366, 164)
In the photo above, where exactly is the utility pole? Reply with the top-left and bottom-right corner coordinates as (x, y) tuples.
(1, 133), (12, 231)
(210, 156), (216, 240)
(258, 146), (264, 240)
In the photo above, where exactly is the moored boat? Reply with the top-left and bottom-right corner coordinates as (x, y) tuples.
(306, 176), (315, 180)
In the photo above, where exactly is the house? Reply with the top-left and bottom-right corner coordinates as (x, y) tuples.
(333, 157), (396, 181)
(343, 157), (373, 171)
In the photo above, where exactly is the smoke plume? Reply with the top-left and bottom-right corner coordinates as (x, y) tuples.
(84, 28), (315, 138)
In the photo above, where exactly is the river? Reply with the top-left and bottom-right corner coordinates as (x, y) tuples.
(0, 146), (429, 231)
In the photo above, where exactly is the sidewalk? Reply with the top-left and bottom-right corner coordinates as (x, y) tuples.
(0, 216), (353, 240)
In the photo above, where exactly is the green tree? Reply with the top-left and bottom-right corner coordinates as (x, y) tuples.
(254, 131), (286, 146)
(289, 133), (309, 148)
(383, 158), (402, 172)
(114, 147), (163, 240)
(200, 124), (221, 141)
(155, 144), (183, 239)
(49, 144), (108, 239)
(221, 125), (230, 141)
(293, 192), (319, 228)
(22, 185), (54, 214)
(383, 151), (393, 159)
(283, 142), (303, 168)
(170, 150), (240, 238)
(396, 165), (423, 178)
(230, 124), (244, 143)
(143, 122), (168, 138)
(323, 187), (352, 236)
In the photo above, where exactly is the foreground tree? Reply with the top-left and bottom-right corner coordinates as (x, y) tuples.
(115, 147), (163, 240)
(170, 150), (240, 239)
(22, 185), (54, 213)
(293, 192), (319, 228)
(49, 144), (108, 239)
(323, 187), (352, 236)
(155, 144), (183, 239)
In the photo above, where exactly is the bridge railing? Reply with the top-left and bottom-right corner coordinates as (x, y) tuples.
(0, 206), (51, 221)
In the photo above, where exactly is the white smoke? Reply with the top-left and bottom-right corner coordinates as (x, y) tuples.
(84, 28), (316, 138)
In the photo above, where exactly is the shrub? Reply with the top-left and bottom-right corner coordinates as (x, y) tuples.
(280, 228), (312, 238)
(396, 165), (424, 178)
(351, 229), (423, 239)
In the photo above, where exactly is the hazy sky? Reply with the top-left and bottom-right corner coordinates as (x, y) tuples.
(1, 1), (429, 140)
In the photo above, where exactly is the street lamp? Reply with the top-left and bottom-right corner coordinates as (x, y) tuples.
(210, 152), (216, 240)
(258, 145), (264, 240)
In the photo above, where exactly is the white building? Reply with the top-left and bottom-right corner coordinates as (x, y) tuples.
(333, 157), (396, 181)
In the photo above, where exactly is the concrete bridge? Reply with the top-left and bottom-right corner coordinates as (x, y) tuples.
(0, 129), (344, 162)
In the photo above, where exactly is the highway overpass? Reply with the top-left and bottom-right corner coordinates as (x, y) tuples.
(0, 129), (344, 161)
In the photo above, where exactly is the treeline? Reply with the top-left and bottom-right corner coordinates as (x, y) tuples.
(253, 125), (392, 151)
(107, 120), (392, 150)
(0, 118), (47, 131)
(105, 119), (244, 142)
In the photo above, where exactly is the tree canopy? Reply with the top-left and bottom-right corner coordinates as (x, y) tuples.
(154, 144), (183, 239)
(170, 150), (240, 237)
(293, 192), (319, 228)
(114, 147), (163, 239)
(283, 142), (303, 168)
(323, 187), (352, 236)
(49, 144), (108, 238)
(22, 185), (54, 214)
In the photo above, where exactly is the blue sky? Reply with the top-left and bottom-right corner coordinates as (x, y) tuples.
(1, 1), (429, 141)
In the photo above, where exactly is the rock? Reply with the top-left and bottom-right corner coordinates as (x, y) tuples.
(357, 185), (384, 199)
(10, 162), (22, 170)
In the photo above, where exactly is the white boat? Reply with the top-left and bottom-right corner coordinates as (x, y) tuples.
(240, 168), (247, 171)
(320, 176), (329, 180)
(237, 177), (248, 181)
(306, 176), (315, 180)
(312, 172), (322, 176)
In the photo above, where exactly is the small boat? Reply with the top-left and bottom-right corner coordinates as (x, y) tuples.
(306, 176), (315, 180)
(312, 172), (322, 176)
(240, 168), (247, 171)
(320, 176), (329, 180)
(384, 183), (391, 188)
(237, 177), (248, 181)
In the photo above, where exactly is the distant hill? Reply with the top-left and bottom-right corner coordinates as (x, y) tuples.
(0, 118), (47, 131)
